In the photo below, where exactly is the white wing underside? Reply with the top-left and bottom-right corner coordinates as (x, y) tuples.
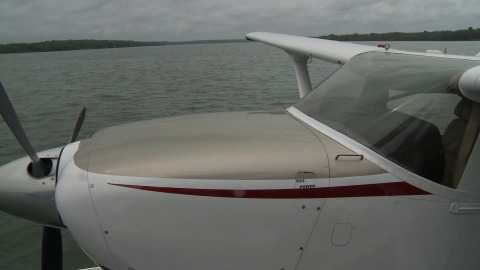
(245, 32), (383, 65)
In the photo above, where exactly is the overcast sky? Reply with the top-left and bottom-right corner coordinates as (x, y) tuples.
(0, 0), (479, 43)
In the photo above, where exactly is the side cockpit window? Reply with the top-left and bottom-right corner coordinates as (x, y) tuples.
(295, 52), (480, 188)
(385, 91), (479, 188)
(442, 98), (480, 188)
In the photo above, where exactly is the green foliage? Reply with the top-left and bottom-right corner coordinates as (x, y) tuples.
(0, 40), (167, 54)
(319, 27), (480, 41)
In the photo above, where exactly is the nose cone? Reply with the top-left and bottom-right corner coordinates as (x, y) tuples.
(0, 148), (63, 226)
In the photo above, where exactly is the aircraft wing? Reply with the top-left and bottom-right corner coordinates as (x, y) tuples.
(245, 32), (383, 65)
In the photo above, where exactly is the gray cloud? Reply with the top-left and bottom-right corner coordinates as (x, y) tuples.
(0, 0), (478, 43)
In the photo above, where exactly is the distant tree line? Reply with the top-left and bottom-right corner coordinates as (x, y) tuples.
(0, 39), (167, 54)
(319, 27), (480, 41)
(2, 27), (479, 54)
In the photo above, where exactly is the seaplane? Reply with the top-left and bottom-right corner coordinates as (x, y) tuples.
(1, 32), (480, 270)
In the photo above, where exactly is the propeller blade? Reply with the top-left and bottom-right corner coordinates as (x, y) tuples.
(0, 82), (50, 177)
(41, 226), (63, 270)
(70, 107), (86, 143)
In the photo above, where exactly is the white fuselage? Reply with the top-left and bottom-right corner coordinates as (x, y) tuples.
(55, 110), (480, 270)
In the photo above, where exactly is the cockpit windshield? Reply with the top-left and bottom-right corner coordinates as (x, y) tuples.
(295, 51), (480, 187)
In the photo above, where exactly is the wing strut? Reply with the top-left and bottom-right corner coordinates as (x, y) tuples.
(289, 52), (312, 98)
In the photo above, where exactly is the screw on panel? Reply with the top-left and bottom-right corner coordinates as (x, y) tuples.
(104, 230), (109, 234)
(317, 207), (321, 211)
(301, 205), (306, 209)
(90, 184), (94, 188)
(299, 247), (304, 250)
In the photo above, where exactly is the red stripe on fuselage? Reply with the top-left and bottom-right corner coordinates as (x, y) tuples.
(108, 182), (429, 199)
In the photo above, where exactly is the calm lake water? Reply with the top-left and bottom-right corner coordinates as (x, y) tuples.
(0, 40), (479, 269)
